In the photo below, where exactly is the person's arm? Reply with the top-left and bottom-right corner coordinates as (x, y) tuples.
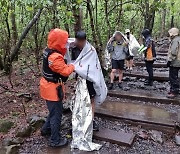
(169, 39), (179, 61)
(48, 53), (75, 77)
(107, 40), (114, 53)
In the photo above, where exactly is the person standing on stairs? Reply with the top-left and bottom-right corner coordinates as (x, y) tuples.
(125, 29), (140, 71)
(141, 29), (156, 86)
(69, 31), (99, 131)
(167, 28), (180, 98)
(107, 31), (128, 90)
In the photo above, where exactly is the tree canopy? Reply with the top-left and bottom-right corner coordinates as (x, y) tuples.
(0, 0), (179, 73)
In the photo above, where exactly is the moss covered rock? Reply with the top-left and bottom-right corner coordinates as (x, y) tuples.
(0, 120), (14, 133)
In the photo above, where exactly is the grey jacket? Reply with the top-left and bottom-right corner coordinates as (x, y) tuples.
(107, 41), (127, 60)
(168, 36), (180, 67)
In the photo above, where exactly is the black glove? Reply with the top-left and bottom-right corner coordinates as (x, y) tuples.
(167, 61), (171, 67)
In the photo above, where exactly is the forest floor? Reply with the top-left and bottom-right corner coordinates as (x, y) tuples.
(0, 51), (180, 154)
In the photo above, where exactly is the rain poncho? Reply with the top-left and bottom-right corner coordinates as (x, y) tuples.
(66, 38), (107, 151)
(104, 31), (127, 70)
(125, 34), (140, 57)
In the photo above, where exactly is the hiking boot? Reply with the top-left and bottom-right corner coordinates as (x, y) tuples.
(49, 138), (68, 147)
(93, 120), (99, 131)
(167, 92), (177, 99)
(118, 82), (123, 89)
(108, 83), (114, 90)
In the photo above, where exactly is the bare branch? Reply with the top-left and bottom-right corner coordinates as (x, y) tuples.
(107, 0), (132, 15)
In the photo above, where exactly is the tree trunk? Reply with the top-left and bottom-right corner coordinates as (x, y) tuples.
(171, 16), (174, 28)
(87, 0), (99, 53)
(10, 0), (18, 45)
(72, 4), (83, 34)
(104, 0), (111, 38)
(52, 0), (58, 28)
(161, 8), (166, 37)
(143, 0), (156, 33)
(4, 8), (43, 74)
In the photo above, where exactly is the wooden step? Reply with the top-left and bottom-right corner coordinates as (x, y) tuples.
(93, 128), (135, 147)
(95, 101), (177, 128)
(108, 90), (180, 105)
(124, 71), (170, 81)
(135, 62), (167, 68)
(157, 52), (168, 56)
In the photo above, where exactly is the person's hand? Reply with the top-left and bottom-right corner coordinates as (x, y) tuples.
(167, 61), (171, 67)
(109, 37), (114, 42)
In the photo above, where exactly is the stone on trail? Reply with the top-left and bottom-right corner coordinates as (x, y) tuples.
(149, 130), (163, 144)
(28, 115), (46, 130)
(5, 144), (21, 154)
(3, 137), (24, 146)
(16, 125), (33, 138)
(137, 129), (149, 140)
(0, 120), (14, 133)
(175, 135), (180, 146)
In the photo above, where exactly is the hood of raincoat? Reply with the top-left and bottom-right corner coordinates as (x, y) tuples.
(142, 29), (151, 38)
(47, 28), (68, 56)
(112, 31), (126, 41)
(168, 28), (179, 37)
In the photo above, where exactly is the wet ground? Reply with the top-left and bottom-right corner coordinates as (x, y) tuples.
(19, 115), (180, 154)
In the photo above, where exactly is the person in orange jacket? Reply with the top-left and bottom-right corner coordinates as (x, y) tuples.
(40, 28), (75, 147)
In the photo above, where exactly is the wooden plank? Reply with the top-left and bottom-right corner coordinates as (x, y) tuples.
(95, 101), (177, 128)
(135, 62), (167, 68)
(124, 72), (170, 81)
(93, 128), (135, 147)
(108, 90), (180, 105)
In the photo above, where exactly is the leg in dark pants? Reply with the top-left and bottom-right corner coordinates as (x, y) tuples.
(145, 61), (154, 84)
(169, 67), (180, 95)
(42, 100), (63, 145)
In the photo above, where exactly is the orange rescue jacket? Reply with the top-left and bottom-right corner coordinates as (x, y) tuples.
(40, 29), (74, 101)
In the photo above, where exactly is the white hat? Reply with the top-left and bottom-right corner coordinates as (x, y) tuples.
(168, 28), (179, 37)
(125, 29), (130, 34)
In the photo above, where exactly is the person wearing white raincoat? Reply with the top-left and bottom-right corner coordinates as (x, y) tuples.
(65, 31), (107, 151)
(125, 29), (140, 71)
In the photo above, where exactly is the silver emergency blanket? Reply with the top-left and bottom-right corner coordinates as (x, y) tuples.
(65, 39), (106, 151)
(70, 78), (102, 151)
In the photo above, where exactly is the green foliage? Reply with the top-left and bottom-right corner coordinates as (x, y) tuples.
(0, 0), (179, 70)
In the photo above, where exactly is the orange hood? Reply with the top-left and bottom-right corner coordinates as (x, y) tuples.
(47, 28), (68, 56)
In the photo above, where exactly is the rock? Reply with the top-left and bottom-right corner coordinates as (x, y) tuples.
(137, 129), (149, 140)
(123, 76), (130, 81)
(0, 120), (14, 133)
(123, 87), (130, 91)
(5, 144), (20, 154)
(3, 137), (24, 146)
(175, 134), (180, 146)
(28, 115), (46, 131)
(139, 84), (145, 89)
(16, 125), (33, 138)
(149, 130), (163, 144)
(0, 147), (6, 154)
